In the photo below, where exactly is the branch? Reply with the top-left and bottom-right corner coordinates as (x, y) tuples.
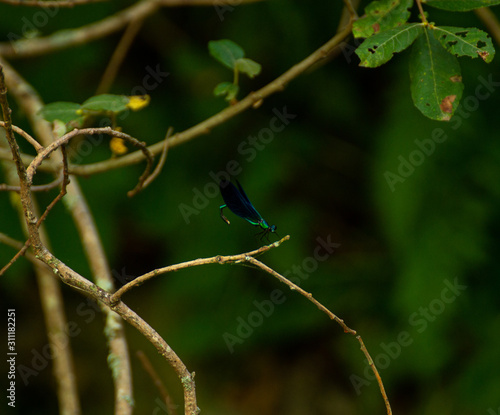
(0, 232), (39, 267)
(0, 0), (160, 58)
(0, 121), (44, 152)
(111, 235), (291, 303)
(0, 0), (107, 6)
(95, 14), (146, 95)
(0, 0), (265, 58)
(475, 7), (500, 46)
(245, 256), (392, 415)
(136, 350), (179, 415)
(139, 126), (171, 191)
(23, 127), (154, 196)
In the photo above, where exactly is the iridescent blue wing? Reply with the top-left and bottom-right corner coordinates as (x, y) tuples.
(219, 179), (263, 225)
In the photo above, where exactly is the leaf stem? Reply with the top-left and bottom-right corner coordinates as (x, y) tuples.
(416, 0), (428, 24)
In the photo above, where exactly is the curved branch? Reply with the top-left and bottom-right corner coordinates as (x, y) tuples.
(245, 256), (392, 415)
(0, 0), (160, 58)
(24, 127), (154, 195)
(110, 235), (291, 303)
(0, 121), (43, 152)
(0, 0), (265, 58)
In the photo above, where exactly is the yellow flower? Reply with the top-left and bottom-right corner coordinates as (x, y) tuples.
(126, 95), (150, 111)
(110, 137), (128, 155)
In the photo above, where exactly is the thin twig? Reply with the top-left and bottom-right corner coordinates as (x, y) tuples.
(0, 172), (64, 192)
(140, 127), (171, 191)
(23, 127), (154, 196)
(96, 16), (146, 95)
(1, 0), (107, 7)
(35, 145), (70, 227)
(0, 0), (160, 58)
(0, 145), (69, 276)
(475, 7), (500, 46)
(357, 335), (392, 415)
(136, 350), (179, 415)
(0, 121), (44, 152)
(0, 0), (264, 58)
(244, 256), (392, 415)
(110, 235), (290, 303)
(0, 232), (39, 268)
(0, 238), (30, 276)
(415, 0), (428, 24)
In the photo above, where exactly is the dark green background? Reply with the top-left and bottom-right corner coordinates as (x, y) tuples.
(1, 1), (499, 414)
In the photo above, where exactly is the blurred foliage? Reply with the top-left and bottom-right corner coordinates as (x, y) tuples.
(1, 1), (499, 415)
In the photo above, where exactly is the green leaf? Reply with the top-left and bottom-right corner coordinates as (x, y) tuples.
(208, 39), (245, 70)
(356, 23), (424, 67)
(433, 26), (495, 63)
(353, 0), (414, 38)
(38, 102), (82, 123)
(235, 58), (261, 78)
(214, 82), (239, 101)
(81, 94), (130, 113)
(410, 28), (464, 121)
(423, 0), (500, 11)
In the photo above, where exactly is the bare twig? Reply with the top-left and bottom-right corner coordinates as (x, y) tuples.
(0, 0), (159, 58)
(1, 0), (107, 7)
(475, 7), (500, 46)
(111, 235), (291, 303)
(0, 232), (39, 267)
(0, 172), (64, 192)
(245, 256), (392, 415)
(140, 127), (171, 191)
(96, 16), (146, 95)
(23, 127), (154, 196)
(0, 145), (69, 275)
(0, 121), (44, 152)
(137, 350), (179, 415)
(0, 0), (264, 58)
(0, 238), (30, 276)
(357, 335), (392, 415)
